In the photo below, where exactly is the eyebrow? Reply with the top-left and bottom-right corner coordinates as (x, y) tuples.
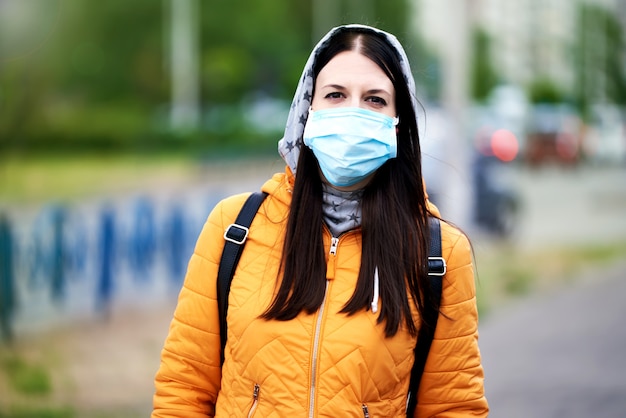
(320, 84), (392, 96)
(366, 88), (392, 96)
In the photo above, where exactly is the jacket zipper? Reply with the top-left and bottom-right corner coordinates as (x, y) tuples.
(308, 280), (329, 418)
(308, 232), (338, 417)
(362, 404), (370, 417)
(247, 383), (260, 418)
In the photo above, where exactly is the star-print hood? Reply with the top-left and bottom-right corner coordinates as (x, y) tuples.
(277, 24), (419, 176)
(276, 24), (420, 236)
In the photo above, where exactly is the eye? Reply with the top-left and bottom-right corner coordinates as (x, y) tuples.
(366, 96), (387, 107)
(324, 92), (345, 100)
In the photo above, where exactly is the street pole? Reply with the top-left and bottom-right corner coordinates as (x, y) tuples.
(440, 0), (473, 228)
(168, 0), (200, 131)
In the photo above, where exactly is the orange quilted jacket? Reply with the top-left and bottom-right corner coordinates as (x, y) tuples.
(152, 170), (488, 417)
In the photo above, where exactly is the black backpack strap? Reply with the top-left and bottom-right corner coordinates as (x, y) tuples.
(406, 216), (446, 416)
(217, 191), (268, 365)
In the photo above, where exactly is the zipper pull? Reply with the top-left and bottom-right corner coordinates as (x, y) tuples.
(248, 384), (260, 418)
(329, 237), (339, 256)
(362, 404), (370, 418)
(327, 236), (339, 280)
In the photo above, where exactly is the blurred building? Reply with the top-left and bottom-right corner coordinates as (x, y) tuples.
(414, 0), (626, 100)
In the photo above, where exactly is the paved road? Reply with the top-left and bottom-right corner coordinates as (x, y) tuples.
(479, 261), (626, 417)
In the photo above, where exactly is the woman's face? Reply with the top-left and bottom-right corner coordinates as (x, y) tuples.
(310, 50), (397, 190)
(311, 50), (396, 117)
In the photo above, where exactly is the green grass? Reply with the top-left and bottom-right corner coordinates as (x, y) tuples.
(1, 355), (51, 396)
(0, 151), (280, 206)
(0, 353), (75, 418)
(0, 152), (196, 205)
(475, 240), (626, 315)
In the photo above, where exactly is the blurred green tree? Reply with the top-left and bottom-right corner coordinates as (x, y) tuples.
(528, 77), (565, 104)
(0, 0), (411, 153)
(469, 26), (499, 103)
(574, 3), (626, 119)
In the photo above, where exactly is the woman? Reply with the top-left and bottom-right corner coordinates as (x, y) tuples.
(152, 24), (488, 417)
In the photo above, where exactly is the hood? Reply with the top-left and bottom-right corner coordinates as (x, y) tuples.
(277, 24), (420, 175)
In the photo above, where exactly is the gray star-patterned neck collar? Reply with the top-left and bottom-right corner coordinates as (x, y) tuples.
(321, 184), (363, 237)
(277, 24), (419, 176)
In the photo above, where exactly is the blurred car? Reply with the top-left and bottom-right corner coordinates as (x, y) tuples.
(525, 104), (583, 167)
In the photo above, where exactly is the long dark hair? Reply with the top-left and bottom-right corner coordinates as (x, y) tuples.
(262, 27), (432, 338)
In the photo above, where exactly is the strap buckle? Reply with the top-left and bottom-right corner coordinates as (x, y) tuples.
(224, 223), (249, 245)
(428, 257), (446, 276)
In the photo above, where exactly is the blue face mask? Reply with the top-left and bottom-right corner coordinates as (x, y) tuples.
(302, 107), (399, 187)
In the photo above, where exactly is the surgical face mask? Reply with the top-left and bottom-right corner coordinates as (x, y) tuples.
(302, 107), (399, 187)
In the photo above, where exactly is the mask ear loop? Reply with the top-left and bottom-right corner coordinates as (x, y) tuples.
(371, 267), (380, 313)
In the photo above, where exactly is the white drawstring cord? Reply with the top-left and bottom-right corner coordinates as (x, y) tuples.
(371, 267), (380, 313)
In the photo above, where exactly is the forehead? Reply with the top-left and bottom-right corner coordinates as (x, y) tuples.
(316, 50), (393, 88)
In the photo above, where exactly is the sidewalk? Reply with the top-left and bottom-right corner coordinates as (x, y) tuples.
(479, 260), (626, 418)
